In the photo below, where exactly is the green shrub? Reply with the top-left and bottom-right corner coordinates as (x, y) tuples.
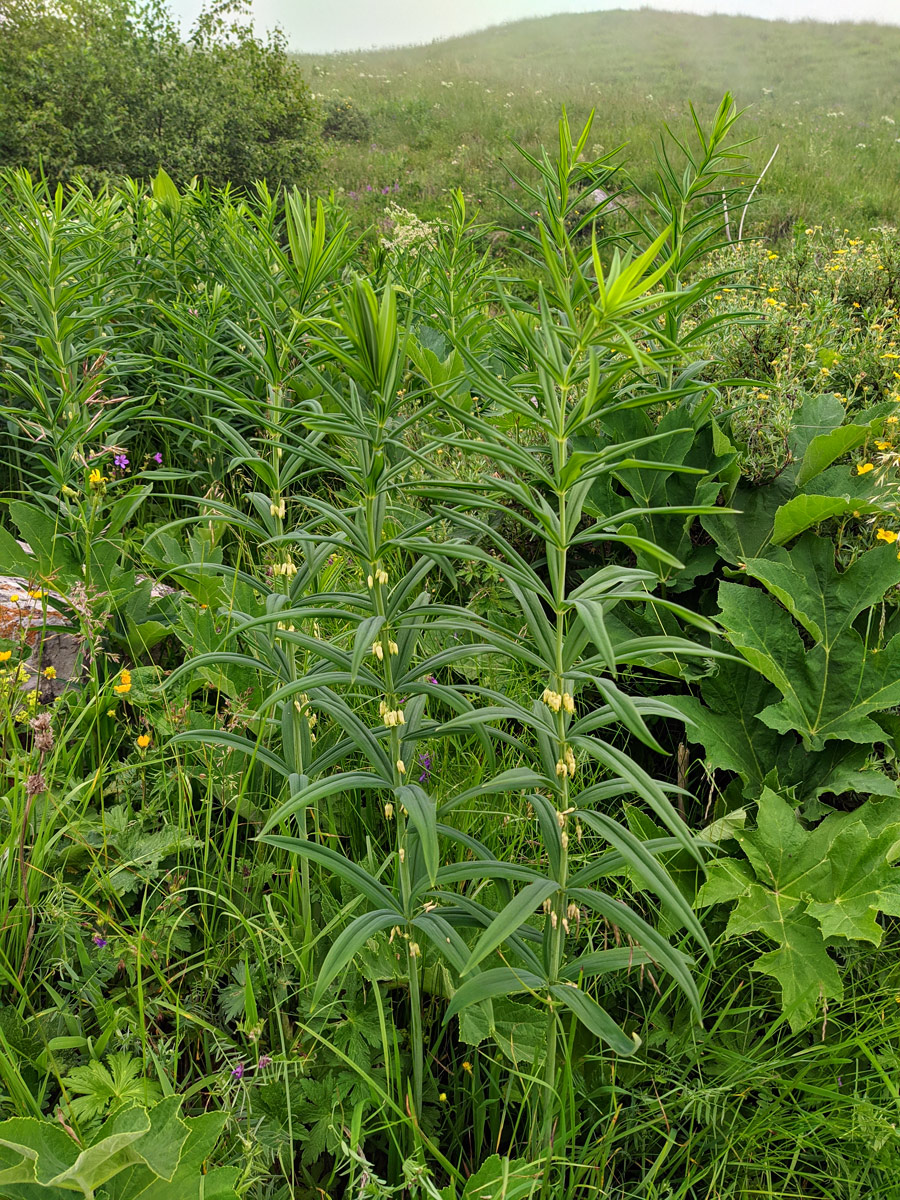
(322, 97), (372, 143)
(0, 0), (320, 189)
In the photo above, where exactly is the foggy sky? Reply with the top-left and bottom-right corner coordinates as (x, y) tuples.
(169, 0), (900, 52)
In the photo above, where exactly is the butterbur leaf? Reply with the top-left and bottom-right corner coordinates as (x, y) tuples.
(717, 537), (900, 750)
(772, 493), (882, 545)
(794, 418), (872, 487)
(751, 911), (844, 1032)
(742, 536), (900, 643)
(671, 658), (898, 802)
(697, 789), (900, 1031)
(106, 1110), (237, 1199)
(806, 820), (900, 943)
(701, 479), (787, 565)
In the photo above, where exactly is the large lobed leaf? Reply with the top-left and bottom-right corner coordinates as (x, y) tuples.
(698, 789), (900, 1031)
(717, 536), (900, 750)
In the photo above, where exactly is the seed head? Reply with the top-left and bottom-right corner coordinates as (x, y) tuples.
(30, 712), (54, 754)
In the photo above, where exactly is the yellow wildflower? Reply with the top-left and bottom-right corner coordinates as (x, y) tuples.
(137, 733), (151, 749)
(0, 650), (11, 663)
(42, 666), (56, 679)
(857, 463), (875, 474)
(114, 669), (132, 695)
(876, 529), (898, 544)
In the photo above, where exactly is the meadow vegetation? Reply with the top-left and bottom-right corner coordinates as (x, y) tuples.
(299, 9), (900, 238)
(2, 45), (900, 1200)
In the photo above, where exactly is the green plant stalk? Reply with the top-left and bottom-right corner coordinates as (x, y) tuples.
(271, 398), (314, 970)
(540, 382), (573, 1174)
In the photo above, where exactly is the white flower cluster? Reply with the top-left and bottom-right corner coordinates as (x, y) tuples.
(380, 203), (438, 259)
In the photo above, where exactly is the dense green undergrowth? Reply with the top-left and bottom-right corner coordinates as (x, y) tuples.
(2, 98), (900, 1199)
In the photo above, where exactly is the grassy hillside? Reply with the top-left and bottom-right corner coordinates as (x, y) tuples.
(299, 8), (900, 237)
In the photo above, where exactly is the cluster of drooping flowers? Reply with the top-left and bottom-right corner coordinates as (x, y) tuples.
(541, 687), (575, 715)
(367, 567), (389, 588)
(371, 638), (399, 661)
(379, 700), (405, 727)
(272, 557), (297, 578)
(555, 746), (577, 779)
(294, 694), (318, 742)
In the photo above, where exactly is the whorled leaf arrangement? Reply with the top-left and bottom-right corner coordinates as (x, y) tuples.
(159, 98), (749, 1180)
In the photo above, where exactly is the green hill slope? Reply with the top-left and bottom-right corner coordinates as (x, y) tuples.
(299, 8), (900, 235)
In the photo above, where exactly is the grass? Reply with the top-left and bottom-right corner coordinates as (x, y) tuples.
(299, 8), (900, 237)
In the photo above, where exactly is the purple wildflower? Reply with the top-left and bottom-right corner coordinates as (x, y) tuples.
(153, 452), (163, 465)
(381, 186), (390, 195)
(114, 454), (129, 469)
(231, 1062), (244, 1079)
(93, 935), (107, 948)
(428, 675), (438, 685)
(257, 1055), (272, 1069)
(418, 753), (432, 784)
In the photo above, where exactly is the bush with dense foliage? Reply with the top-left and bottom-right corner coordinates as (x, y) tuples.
(2, 97), (900, 1199)
(0, 0), (319, 189)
